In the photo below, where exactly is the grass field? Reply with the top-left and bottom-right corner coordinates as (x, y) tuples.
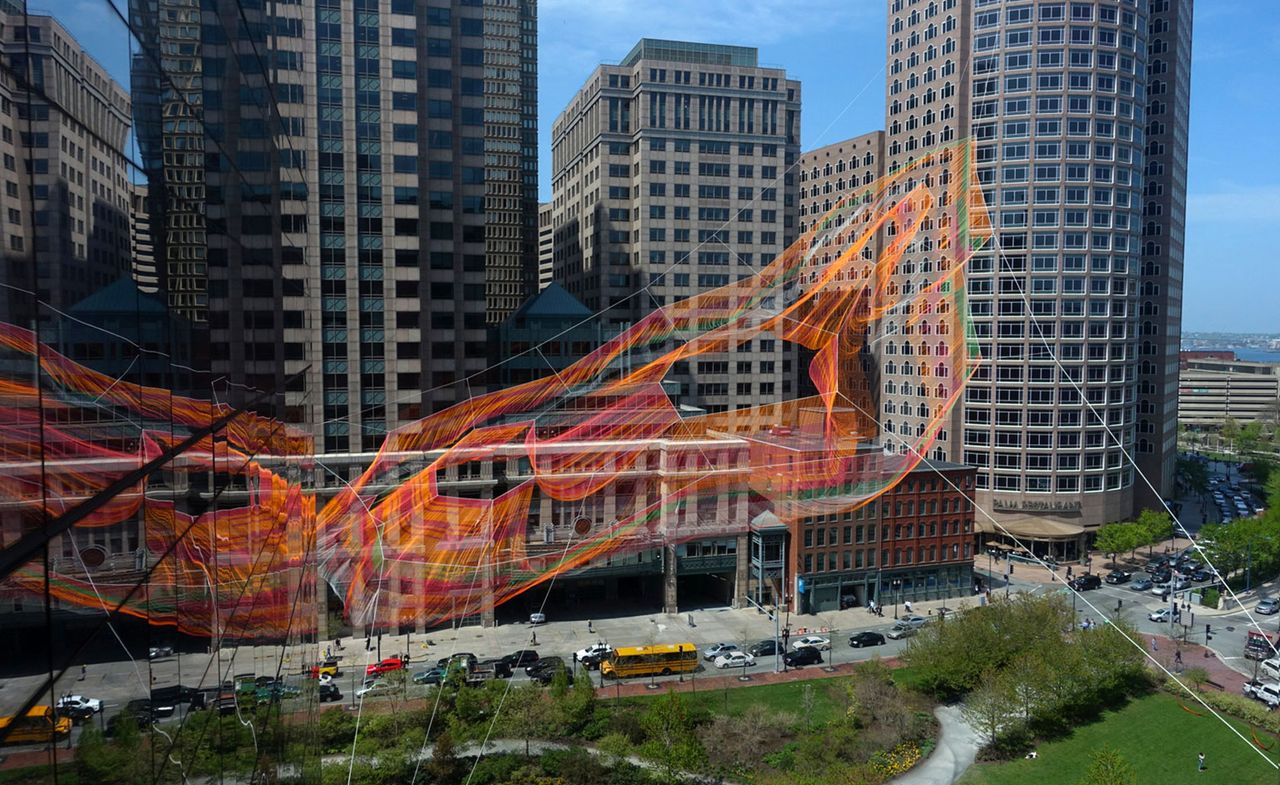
(613, 675), (848, 725)
(957, 692), (1280, 785)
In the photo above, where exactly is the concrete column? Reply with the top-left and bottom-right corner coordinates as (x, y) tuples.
(663, 542), (679, 614)
(732, 533), (749, 609)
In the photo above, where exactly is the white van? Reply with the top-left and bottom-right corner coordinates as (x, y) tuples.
(1260, 657), (1280, 682)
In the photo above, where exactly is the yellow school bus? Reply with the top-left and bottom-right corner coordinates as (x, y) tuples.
(0, 706), (72, 744)
(601, 643), (698, 679)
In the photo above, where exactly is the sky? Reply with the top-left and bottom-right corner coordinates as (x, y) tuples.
(43, 0), (1280, 334)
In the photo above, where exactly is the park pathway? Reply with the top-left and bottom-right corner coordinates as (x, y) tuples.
(888, 705), (981, 785)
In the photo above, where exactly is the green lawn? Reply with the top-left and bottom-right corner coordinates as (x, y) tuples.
(957, 692), (1280, 785)
(611, 675), (849, 726)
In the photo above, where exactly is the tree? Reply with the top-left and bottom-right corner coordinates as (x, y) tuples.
(501, 682), (552, 755)
(1094, 524), (1138, 566)
(1137, 509), (1175, 555)
(1077, 746), (1137, 785)
(639, 689), (705, 778)
(961, 673), (1015, 746)
(1184, 667), (1210, 692)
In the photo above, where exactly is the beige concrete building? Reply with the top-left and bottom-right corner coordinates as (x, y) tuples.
(0, 13), (133, 326)
(1179, 355), (1280, 427)
(868, 0), (1193, 552)
(538, 201), (553, 290)
(551, 38), (802, 416)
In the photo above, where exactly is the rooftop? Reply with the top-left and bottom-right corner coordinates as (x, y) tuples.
(620, 38), (758, 68)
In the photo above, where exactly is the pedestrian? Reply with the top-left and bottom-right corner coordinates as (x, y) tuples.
(531, 631), (537, 646)
(904, 600), (913, 614)
(1175, 650), (1183, 668)
(79, 664), (86, 681)
(1198, 752), (1206, 771)
(587, 620), (593, 634)
(1151, 636), (1159, 652)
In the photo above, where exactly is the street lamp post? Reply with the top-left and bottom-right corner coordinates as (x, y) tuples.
(891, 579), (902, 619)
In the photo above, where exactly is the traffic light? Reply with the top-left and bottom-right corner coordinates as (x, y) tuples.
(1205, 623), (1212, 641)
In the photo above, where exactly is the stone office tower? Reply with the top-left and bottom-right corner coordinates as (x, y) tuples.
(551, 39), (801, 416)
(131, 0), (539, 448)
(879, 0), (1191, 541)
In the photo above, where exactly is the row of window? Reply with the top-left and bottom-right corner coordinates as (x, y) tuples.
(801, 542), (971, 575)
(975, 471), (1132, 492)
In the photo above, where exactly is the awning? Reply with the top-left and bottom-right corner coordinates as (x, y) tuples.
(978, 518), (1085, 541)
(984, 541), (1012, 549)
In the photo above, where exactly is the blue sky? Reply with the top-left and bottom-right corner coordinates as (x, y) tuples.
(49, 0), (1280, 333)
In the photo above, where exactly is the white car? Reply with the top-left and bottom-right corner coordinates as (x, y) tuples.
(896, 614), (929, 629)
(703, 643), (740, 661)
(791, 635), (831, 651)
(56, 695), (103, 714)
(713, 651), (756, 669)
(574, 642), (612, 662)
(529, 612), (547, 625)
(356, 681), (392, 699)
(1148, 607), (1180, 623)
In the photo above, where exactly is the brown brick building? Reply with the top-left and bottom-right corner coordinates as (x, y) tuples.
(792, 458), (977, 614)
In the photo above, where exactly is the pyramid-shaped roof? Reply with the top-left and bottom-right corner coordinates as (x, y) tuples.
(68, 278), (168, 316)
(509, 282), (593, 321)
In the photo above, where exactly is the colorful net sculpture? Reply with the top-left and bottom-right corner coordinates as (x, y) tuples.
(0, 139), (989, 638)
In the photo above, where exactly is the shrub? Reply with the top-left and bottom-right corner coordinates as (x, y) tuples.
(1201, 588), (1220, 608)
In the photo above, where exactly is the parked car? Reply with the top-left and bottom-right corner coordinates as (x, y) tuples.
(1130, 578), (1154, 591)
(525, 656), (565, 678)
(848, 631), (886, 648)
(501, 650), (540, 668)
(575, 643), (613, 663)
(435, 653), (477, 672)
(896, 615), (929, 629)
(1257, 598), (1280, 615)
(107, 707), (154, 735)
(791, 635), (831, 651)
(703, 643), (740, 661)
(412, 667), (446, 685)
(365, 657), (406, 676)
(355, 681), (393, 699)
(1191, 569), (1213, 582)
(1104, 570), (1131, 585)
(125, 698), (174, 719)
(782, 647), (823, 667)
(55, 695), (103, 715)
(318, 683), (342, 703)
(714, 652), (756, 669)
(475, 658), (514, 678)
(529, 612), (547, 625)
(1243, 679), (1266, 699)
(1252, 681), (1280, 709)
(749, 639), (781, 657)
(148, 645), (174, 659)
(886, 625), (918, 640)
(1069, 574), (1102, 591)
(254, 683), (301, 704)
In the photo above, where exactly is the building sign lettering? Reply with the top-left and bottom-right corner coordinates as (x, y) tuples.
(992, 498), (1082, 513)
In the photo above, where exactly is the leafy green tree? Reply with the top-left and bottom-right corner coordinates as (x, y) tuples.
(1094, 523), (1140, 565)
(639, 689), (705, 778)
(1137, 509), (1175, 555)
(500, 682), (552, 755)
(1077, 746), (1137, 785)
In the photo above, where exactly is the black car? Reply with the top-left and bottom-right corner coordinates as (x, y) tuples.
(848, 632), (886, 648)
(502, 649), (540, 668)
(318, 683), (342, 703)
(525, 656), (564, 678)
(1191, 569), (1213, 582)
(529, 660), (573, 686)
(1104, 570), (1131, 585)
(151, 684), (203, 706)
(1146, 558), (1172, 574)
(436, 653), (478, 672)
(476, 658), (514, 678)
(1069, 574), (1102, 591)
(127, 698), (175, 718)
(1150, 569), (1173, 584)
(783, 646), (823, 668)
(107, 709), (153, 736)
(748, 639), (781, 657)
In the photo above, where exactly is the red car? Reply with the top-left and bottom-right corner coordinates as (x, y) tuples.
(364, 657), (405, 677)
